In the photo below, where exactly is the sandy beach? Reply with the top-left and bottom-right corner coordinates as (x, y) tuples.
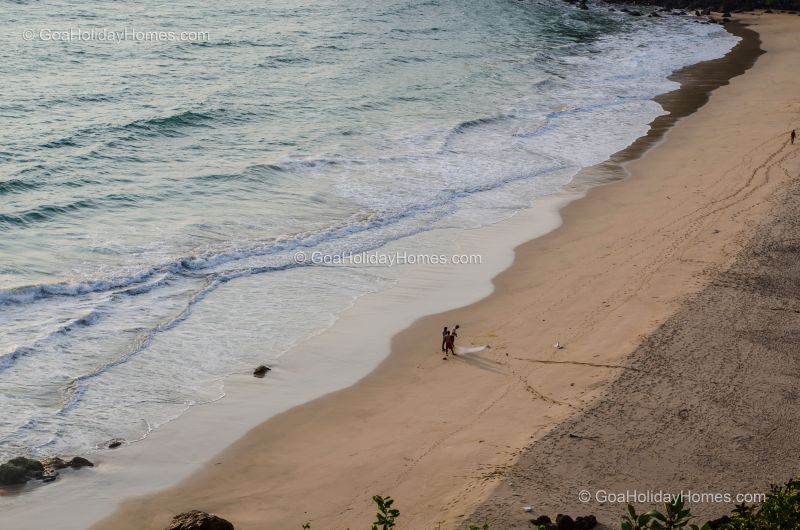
(88, 13), (800, 530)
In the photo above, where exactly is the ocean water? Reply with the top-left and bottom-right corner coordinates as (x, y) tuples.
(0, 0), (737, 463)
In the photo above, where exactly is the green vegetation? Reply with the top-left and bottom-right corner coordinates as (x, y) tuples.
(620, 497), (710, 530)
(302, 495), (488, 529)
(617, 479), (800, 530)
(303, 495), (400, 530)
(370, 495), (400, 530)
(723, 479), (800, 529)
(302, 479), (800, 529)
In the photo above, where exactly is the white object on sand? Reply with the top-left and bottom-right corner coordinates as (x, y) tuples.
(455, 345), (489, 355)
(554, 340), (564, 350)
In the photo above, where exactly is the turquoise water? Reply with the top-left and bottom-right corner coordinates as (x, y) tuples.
(0, 0), (736, 462)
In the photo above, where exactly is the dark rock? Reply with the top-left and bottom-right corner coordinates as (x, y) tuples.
(41, 472), (59, 483)
(722, 11), (732, 16)
(649, 11), (662, 16)
(253, 365), (271, 378)
(556, 514), (575, 530)
(68, 456), (94, 469)
(108, 439), (124, 449)
(575, 515), (598, 529)
(702, 7), (712, 14)
(165, 510), (234, 530)
(43, 457), (69, 470)
(8, 457), (44, 475)
(765, 8), (773, 12)
(531, 515), (552, 526)
(722, 17), (731, 22)
(0, 455), (92, 487)
(695, 9), (702, 14)
(621, 7), (631, 12)
(707, 515), (732, 529)
(0, 463), (30, 486)
(41, 457), (67, 483)
(578, 1), (589, 9)
(0, 456), (78, 487)
(629, 10), (643, 15)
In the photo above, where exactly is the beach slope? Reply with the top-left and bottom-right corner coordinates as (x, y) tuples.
(91, 13), (800, 530)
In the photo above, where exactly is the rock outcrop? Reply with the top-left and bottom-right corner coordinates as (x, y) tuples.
(0, 457), (44, 486)
(530, 513), (597, 530)
(68, 456), (94, 469)
(165, 510), (234, 530)
(0, 455), (95, 487)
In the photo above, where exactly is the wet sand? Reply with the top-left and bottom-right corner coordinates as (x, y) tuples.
(90, 13), (800, 530)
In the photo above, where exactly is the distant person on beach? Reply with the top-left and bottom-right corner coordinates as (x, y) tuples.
(441, 326), (449, 352)
(792, 129), (796, 145)
(443, 331), (455, 359)
(450, 325), (460, 355)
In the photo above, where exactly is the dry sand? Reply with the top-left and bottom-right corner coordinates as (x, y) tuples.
(91, 13), (800, 530)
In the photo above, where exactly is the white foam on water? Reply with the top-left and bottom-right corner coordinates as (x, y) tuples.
(0, 9), (740, 529)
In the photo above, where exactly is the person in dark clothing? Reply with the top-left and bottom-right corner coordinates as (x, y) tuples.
(444, 331), (455, 359)
(441, 327), (448, 352)
(792, 129), (796, 145)
(450, 324), (460, 354)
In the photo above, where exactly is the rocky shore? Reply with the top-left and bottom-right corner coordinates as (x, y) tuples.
(0, 456), (93, 489)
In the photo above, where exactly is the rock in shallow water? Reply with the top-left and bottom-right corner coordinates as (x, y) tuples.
(0, 455), (94, 487)
(7, 457), (44, 474)
(0, 463), (31, 486)
(43, 457), (69, 470)
(253, 365), (271, 378)
(0, 457), (45, 485)
(68, 456), (94, 469)
(165, 510), (234, 530)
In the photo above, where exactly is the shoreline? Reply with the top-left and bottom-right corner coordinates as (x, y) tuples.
(1, 12), (794, 530)
(83, 13), (800, 530)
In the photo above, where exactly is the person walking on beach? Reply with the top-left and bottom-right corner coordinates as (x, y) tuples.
(441, 326), (449, 352)
(449, 325), (460, 356)
(792, 129), (796, 145)
(443, 331), (456, 359)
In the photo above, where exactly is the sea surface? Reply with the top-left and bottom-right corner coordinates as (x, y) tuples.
(0, 0), (737, 463)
